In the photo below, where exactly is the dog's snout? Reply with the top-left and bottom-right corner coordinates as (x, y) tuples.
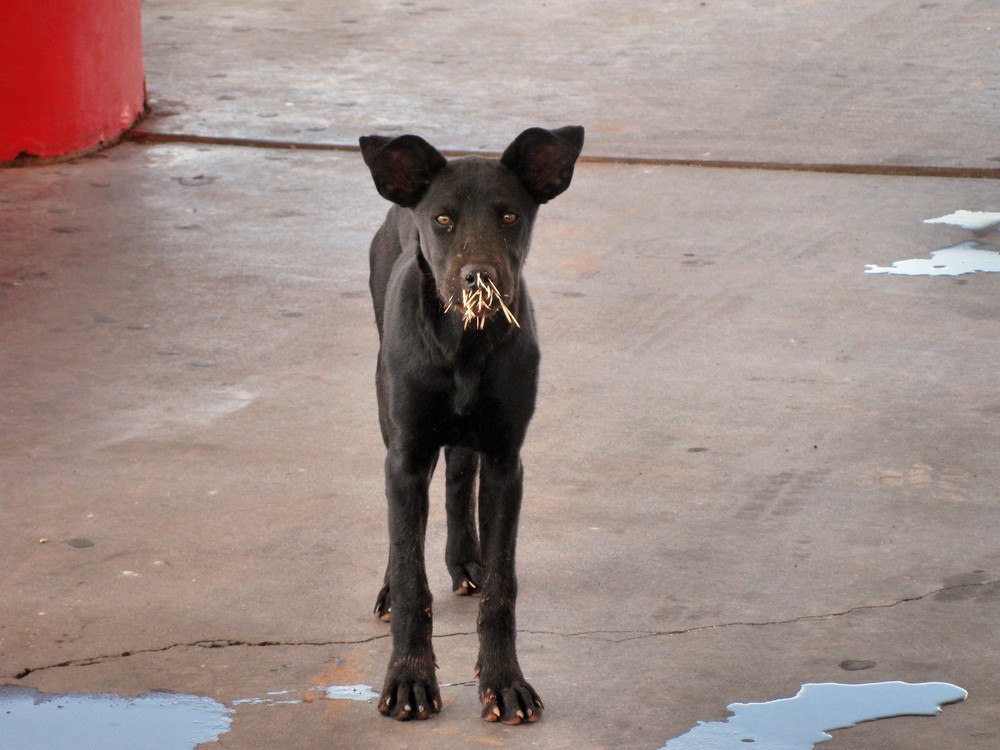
(461, 264), (497, 289)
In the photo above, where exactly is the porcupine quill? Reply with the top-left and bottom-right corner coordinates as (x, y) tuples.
(443, 273), (520, 330)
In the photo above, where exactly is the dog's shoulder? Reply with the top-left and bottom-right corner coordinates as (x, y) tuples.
(370, 205), (416, 266)
(369, 205), (420, 334)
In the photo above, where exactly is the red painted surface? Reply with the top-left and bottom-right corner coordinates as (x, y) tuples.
(0, 0), (145, 162)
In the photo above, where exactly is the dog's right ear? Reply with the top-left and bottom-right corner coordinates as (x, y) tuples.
(359, 134), (447, 208)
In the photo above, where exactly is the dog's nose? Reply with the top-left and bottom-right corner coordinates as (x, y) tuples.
(461, 264), (497, 289)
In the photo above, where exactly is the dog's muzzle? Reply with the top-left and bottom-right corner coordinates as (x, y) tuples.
(443, 269), (519, 330)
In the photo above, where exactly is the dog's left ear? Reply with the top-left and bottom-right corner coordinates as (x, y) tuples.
(501, 125), (585, 204)
(359, 134), (447, 207)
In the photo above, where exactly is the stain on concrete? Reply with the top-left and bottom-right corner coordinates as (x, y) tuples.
(839, 660), (876, 671)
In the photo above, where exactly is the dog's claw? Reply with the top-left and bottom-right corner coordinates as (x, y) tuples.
(479, 677), (543, 725)
(374, 583), (392, 621)
(449, 561), (484, 597)
(481, 700), (501, 722)
(380, 661), (441, 722)
(454, 578), (479, 596)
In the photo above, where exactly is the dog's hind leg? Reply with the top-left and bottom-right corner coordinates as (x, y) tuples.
(374, 558), (393, 622)
(373, 355), (393, 621)
(444, 446), (484, 596)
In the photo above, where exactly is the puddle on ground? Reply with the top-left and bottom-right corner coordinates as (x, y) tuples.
(865, 241), (1000, 276)
(0, 683), (379, 748)
(659, 681), (967, 750)
(865, 210), (1000, 276)
(923, 210), (1000, 232)
(0, 686), (232, 750)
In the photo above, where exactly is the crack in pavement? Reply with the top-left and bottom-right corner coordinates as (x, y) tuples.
(8, 578), (995, 681)
(522, 577), (1000, 643)
(9, 635), (390, 681)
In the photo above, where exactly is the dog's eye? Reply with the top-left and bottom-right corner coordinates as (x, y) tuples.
(435, 214), (453, 227)
(501, 212), (519, 226)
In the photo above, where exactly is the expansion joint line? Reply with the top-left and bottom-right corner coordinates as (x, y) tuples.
(126, 130), (1000, 180)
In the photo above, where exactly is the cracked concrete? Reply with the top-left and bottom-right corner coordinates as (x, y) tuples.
(9, 637), (386, 682)
(4, 1), (1000, 748)
(12, 576), (997, 683)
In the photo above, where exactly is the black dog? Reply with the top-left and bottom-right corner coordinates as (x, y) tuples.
(359, 125), (584, 724)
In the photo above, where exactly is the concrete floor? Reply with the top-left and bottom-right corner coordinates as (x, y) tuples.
(2, 1), (1000, 748)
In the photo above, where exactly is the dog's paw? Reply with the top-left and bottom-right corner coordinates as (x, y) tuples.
(477, 671), (543, 725)
(373, 583), (392, 622)
(449, 560), (485, 597)
(378, 660), (441, 721)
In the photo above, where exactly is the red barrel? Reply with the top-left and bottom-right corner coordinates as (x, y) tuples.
(0, 0), (145, 162)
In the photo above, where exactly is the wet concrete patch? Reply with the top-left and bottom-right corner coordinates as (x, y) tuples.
(232, 689), (302, 707)
(322, 684), (380, 701)
(231, 683), (379, 707)
(659, 681), (967, 749)
(0, 686), (232, 750)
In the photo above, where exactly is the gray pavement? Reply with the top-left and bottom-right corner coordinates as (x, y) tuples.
(137, 0), (1000, 170)
(2, 2), (999, 749)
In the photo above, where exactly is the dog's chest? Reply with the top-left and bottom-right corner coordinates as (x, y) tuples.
(421, 362), (497, 450)
(451, 361), (484, 418)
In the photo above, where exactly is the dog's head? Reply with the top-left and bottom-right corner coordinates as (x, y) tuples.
(360, 126), (584, 329)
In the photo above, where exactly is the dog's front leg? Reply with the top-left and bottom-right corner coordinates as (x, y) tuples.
(378, 445), (442, 721)
(475, 453), (543, 724)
